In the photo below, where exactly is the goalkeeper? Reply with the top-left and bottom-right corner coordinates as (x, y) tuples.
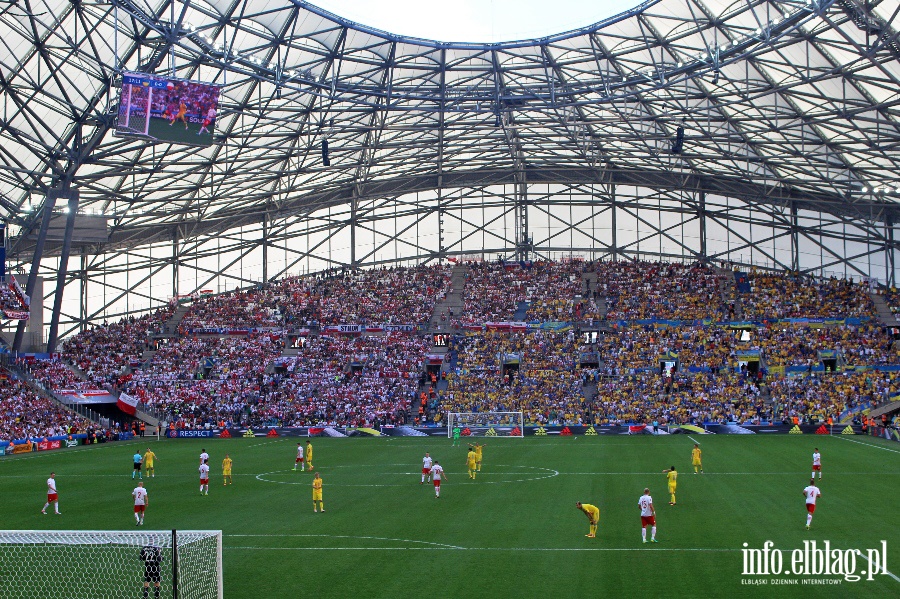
(140, 544), (163, 599)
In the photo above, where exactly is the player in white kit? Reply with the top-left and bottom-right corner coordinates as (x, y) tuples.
(430, 461), (448, 498)
(421, 452), (433, 484)
(811, 448), (822, 480)
(42, 472), (61, 515)
(294, 443), (305, 471)
(198, 107), (216, 135)
(133, 481), (148, 526)
(803, 479), (821, 529)
(199, 449), (209, 465)
(639, 488), (657, 544)
(199, 462), (210, 495)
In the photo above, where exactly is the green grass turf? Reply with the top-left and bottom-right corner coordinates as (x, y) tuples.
(144, 116), (214, 147)
(1, 433), (898, 598)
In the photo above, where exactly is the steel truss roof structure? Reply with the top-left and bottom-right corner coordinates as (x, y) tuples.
(0, 0), (898, 346)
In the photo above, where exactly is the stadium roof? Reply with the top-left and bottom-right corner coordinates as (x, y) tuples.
(1, 0), (899, 258)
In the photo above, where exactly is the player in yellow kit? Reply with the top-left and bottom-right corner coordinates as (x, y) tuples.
(143, 448), (157, 478)
(576, 502), (600, 538)
(663, 466), (677, 505)
(466, 448), (477, 479)
(468, 442), (486, 472)
(691, 443), (703, 474)
(306, 440), (314, 471)
(170, 100), (189, 129)
(222, 454), (233, 486)
(312, 472), (324, 512)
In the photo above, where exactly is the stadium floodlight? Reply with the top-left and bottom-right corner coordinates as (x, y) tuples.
(447, 412), (524, 437)
(0, 530), (222, 599)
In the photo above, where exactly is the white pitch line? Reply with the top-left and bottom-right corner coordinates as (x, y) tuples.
(549, 471), (900, 475)
(833, 436), (900, 455)
(228, 533), (463, 549)
(245, 439), (287, 449)
(254, 465), (560, 487)
(857, 549), (900, 583)
(2, 471), (895, 480)
(687, 436), (703, 445)
(224, 546), (738, 552)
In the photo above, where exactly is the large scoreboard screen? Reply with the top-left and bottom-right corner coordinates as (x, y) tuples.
(116, 72), (221, 147)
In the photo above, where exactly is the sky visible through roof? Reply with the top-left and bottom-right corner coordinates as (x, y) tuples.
(310, 0), (631, 43)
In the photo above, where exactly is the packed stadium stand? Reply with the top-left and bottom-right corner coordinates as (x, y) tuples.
(4, 259), (900, 442)
(0, 369), (92, 441)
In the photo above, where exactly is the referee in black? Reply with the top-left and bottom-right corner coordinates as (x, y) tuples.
(140, 544), (162, 599)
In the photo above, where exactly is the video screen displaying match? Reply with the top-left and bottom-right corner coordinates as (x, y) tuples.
(115, 72), (221, 147)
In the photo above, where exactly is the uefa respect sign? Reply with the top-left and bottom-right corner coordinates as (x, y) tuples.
(741, 541), (890, 584)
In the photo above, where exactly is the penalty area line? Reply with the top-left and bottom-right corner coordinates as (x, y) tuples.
(857, 550), (900, 583)
(228, 533), (463, 549)
(832, 436), (900, 456)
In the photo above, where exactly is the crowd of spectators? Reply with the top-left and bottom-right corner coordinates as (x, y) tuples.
(882, 286), (900, 318)
(25, 359), (94, 392)
(125, 332), (428, 429)
(769, 370), (897, 424)
(591, 371), (771, 426)
(180, 264), (451, 330)
(258, 333), (428, 427)
(0, 370), (91, 442)
(124, 333), (283, 424)
(61, 305), (174, 389)
(598, 260), (730, 321)
(442, 330), (587, 425)
(754, 324), (899, 367)
(457, 261), (597, 325)
(0, 280), (28, 313)
(594, 325), (739, 373)
(590, 323), (899, 373)
(145, 81), (219, 123)
(6, 261), (898, 437)
(740, 271), (874, 319)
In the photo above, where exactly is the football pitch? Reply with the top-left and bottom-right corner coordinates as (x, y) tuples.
(1, 434), (898, 598)
(145, 117), (214, 146)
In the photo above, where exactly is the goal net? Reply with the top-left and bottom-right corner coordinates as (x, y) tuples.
(447, 412), (524, 437)
(117, 81), (152, 137)
(0, 530), (222, 599)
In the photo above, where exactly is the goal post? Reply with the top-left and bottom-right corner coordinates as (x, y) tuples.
(0, 530), (222, 599)
(447, 411), (524, 437)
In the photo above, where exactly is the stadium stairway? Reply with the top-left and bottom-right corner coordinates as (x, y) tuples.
(428, 263), (467, 330)
(580, 271), (603, 318)
(513, 301), (529, 321)
(165, 303), (191, 333)
(582, 379), (598, 403)
(713, 265), (742, 319)
(869, 292), (898, 325)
